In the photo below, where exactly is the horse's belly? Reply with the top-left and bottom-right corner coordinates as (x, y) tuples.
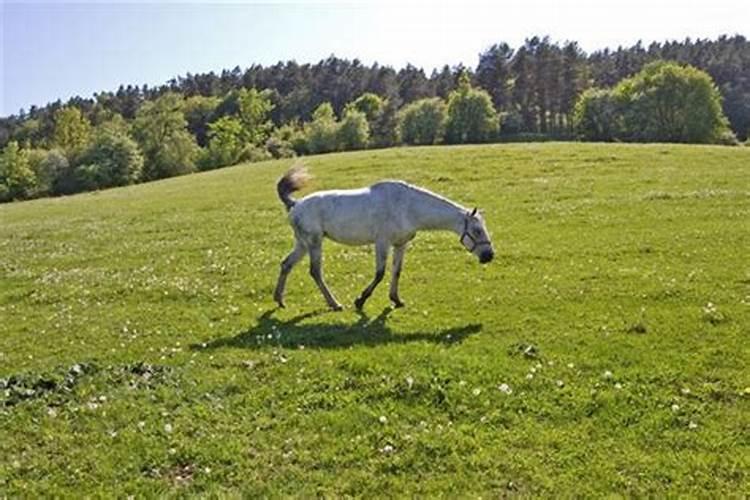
(323, 223), (375, 245)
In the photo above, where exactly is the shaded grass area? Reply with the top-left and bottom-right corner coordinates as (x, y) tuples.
(1, 143), (749, 495)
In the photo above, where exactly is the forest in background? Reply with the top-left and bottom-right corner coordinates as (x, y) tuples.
(1, 35), (748, 202)
(4, 35), (749, 142)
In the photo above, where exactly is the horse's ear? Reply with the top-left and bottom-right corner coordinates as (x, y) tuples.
(470, 207), (477, 217)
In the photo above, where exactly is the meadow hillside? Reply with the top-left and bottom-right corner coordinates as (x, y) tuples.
(1, 143), (748, 496)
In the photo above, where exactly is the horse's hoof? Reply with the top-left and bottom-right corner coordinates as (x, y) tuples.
(354, 297), (365, 311)
(275, 300), (286, 308)
(391, 300), (405, 308)
(330, 303), (344, 312)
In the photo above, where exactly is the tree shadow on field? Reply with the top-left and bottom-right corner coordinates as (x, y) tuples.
(194, 308), (482, 351)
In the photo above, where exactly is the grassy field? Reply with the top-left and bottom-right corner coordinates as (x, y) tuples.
(1, 143), (749, 496)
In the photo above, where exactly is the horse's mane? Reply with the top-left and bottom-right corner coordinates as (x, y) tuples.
(392, 180), (467, 212)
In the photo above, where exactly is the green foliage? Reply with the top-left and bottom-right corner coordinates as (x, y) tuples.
(95, 114), (131, 137)
(715, 129), (741, 146)
(199, 116), (245, 170)
(132, 93), (198, 180)
(445, 73), (499, 143)
(33, 149), (68, 196)
(573, 88), (623, 141)
(2, 35), (750, 156)
(303, 103), (340, 154)
(14, 118), (46, 148)
(238, 143), (272, 163)
(370, 98), (401, 148)
(397, 98), (447, 145)
(52, 107), (92, 159)
(25, 149), (52, 197)
(336, 109), (370, 151)
(266, 124), (301, 159)
(198, 90), (275, 169)
(574, 62), (735, 145)
(615, 61), (732, 143)
(75, 129), (144, 189)
(237, 88), (275, 146)
(0, 141), (37, 201)
(351, 93), (385, 122)
(183, 95), (221, 147)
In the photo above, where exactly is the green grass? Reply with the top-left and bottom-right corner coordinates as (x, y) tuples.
(1, 143), (749, 496)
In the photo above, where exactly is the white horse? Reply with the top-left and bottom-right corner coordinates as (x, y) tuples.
(273, 165), (494, 311)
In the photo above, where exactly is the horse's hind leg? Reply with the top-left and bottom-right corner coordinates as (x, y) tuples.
(308, 238), (343, 311)
(354, 240), (389, 311)
(274, 239), (307, 308)
(389, 244), (407, 308)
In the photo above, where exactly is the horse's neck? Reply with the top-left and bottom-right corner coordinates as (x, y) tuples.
(408, 187), (465, 234)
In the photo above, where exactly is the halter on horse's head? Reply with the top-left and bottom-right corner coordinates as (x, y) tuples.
(460, 207), (494, 264)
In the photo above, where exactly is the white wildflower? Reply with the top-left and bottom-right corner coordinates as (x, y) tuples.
(497, 383), (513, 395)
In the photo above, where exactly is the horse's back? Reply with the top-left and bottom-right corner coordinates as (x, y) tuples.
(288, 181), (410, 245)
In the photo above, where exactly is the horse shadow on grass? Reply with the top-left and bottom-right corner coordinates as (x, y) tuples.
(194, 308), (482, 351)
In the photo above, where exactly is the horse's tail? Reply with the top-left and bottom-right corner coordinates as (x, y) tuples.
(277, 163), (310, 212)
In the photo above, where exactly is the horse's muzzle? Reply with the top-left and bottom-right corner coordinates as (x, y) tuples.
(479, 248), (494, 264)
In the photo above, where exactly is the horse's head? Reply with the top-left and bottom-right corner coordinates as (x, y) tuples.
(460, 208), (494, 264)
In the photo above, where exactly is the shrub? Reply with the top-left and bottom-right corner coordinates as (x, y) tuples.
(198, 116), (244, 170)
(573, 88), (624, 141)
(445, 73), (499, 144)
(351, 93), (385, 122)
(497, 110), (523, 136)
(615, 61), (732, 144)
(266, 125), (300, 159)
(52, 107), (92, 159)
(715, 129), (740, 146)
(237, 88), (275, 146)
(133, 93), (199, 180)
(337, 109), (370, 150)
(303, 103), (339, 155)
(0, 141), (37, 202)
(184, 95), (221, 147)
(370, 99), (400, 149)
(28, 148), (68, 196)
(76, 130), (144, 189)
(397, 98), (447, 145)
(238, 144), (272, 163)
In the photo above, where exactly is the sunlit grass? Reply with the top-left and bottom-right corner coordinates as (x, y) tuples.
(1, 143), (749, 495)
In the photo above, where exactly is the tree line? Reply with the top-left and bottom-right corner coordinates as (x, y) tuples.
(1, 35), (748, 202)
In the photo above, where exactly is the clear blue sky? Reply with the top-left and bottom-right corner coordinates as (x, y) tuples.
(1, 0), (748, 117)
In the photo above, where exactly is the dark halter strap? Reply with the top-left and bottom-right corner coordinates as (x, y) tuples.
(460, 218), (491, 252)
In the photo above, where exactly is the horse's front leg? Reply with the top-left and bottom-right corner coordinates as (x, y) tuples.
(389, 244), (407, 308)
(308, 238), (343, 311)
(354, 240), (389, 311)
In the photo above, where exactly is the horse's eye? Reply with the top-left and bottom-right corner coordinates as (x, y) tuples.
(473, 228), (482, 236)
